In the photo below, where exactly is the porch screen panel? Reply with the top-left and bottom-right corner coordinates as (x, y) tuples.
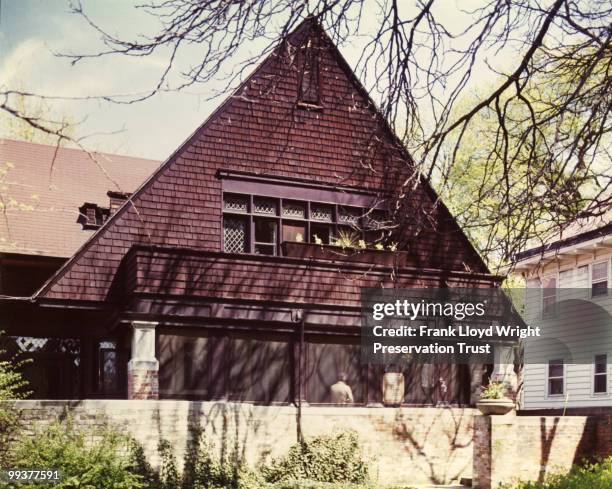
(305, 340), (365, 404)
(0, 336), (81, 399)
(403, 361), (471, 406)
(158, 334), (209, 399)
(229, 336), (290, 403)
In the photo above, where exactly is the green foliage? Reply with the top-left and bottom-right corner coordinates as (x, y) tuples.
(480, 381), (507, 400)
(332, 229), (361, 249)
(510, 458), (612, 489)
(3, 420), (144, 489)
(154, 431), (264, 489)
(0, 332), (30, 467)
(262, 431), (369, 485)
(269, 482), (414, 489)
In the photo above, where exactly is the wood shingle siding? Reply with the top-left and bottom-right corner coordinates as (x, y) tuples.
(37, 19), (492, 304)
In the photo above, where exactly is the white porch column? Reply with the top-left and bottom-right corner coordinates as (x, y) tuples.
(492, 344), (518, 400)
(127, 320), (159, 400)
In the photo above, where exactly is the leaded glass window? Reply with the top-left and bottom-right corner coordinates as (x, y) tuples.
(311, 204), (333, 222)
(254, 197), (277, 215)
(223, 194), (248, 213)
(223, 216), (248, 253)
(221, 192), (386, 255)
(338, 206), (360, 224)
(282, 201), (306, 219)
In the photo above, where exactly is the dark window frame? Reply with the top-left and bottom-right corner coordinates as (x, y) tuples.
(594, 353), (608, 394)
(547, 358), (564, 397)
(222, 192), (385, 255)
(591, 260), (609, 298)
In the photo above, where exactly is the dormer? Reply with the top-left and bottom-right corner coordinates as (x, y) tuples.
(78, 202), (109, 230)
(79, 191), (130, 230)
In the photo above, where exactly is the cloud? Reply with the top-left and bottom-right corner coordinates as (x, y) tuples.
(0, 38), (46, 87)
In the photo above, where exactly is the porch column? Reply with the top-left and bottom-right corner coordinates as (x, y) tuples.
(127, 320), (159, 400)
(492, 344), (518, 400)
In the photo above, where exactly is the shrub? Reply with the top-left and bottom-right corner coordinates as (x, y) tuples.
(511, 458), (612, 489)
(0, 332), (30, 467)
(262, 431), (369, 485)
(3, 419), (144, 489)
(155, 431), (264, 489)
(269, 481), (415, 489)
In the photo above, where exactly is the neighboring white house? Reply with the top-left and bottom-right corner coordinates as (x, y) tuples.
(512, 208), (612, 411)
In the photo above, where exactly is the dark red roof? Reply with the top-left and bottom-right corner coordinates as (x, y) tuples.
(0, 138), (160, 257)
(37, 19), (491, 303)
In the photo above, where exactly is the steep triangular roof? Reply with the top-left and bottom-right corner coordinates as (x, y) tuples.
(37, 18), (489, 302)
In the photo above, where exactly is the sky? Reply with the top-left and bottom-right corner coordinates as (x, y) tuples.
(0, 0), (509, 161)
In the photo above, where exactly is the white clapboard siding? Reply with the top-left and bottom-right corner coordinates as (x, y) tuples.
(521, 252), (612, 410)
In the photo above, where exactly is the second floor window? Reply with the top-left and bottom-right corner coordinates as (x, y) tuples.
(591, 261), (608, 297)
(541, 276), (557, 316)
(222, 193), (385, 255)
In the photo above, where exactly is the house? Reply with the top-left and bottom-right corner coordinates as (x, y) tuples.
(0, 138), (160, 397)
(512, 207), (612, 412)
(1, 18), (506, 407)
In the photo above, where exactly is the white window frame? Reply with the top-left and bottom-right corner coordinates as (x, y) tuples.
(547, 358), (565, 398)
(590, 259), (610, 299)
(592, 353), (608, 396)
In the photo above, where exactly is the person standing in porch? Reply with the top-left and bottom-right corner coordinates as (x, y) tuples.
(330, 372), (354, 404)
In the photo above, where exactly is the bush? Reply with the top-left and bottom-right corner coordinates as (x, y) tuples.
(0, 332), (30, 467)
(3, 420), (144, 489)
(269, 481), (414, 489)
(511, 458), (612, 489)
(262, 431), (369, 485)
(155, 431), (264, 489)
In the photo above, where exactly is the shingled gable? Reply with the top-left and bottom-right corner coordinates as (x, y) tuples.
(36, 18), (491, 303)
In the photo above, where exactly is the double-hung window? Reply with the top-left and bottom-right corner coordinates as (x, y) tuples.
(591, 261), (609, 297)
(541, 276), (557, 317)
(548, 359), (564, 396)
(594, 354), (608, 394)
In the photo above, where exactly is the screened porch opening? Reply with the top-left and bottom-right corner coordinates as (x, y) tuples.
(0, 335), (122, 399)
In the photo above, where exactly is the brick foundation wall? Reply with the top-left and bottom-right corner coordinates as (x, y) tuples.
(11, 401), (476, 486)
(596, 414), (612, 458)
(473, 413), (597, 489)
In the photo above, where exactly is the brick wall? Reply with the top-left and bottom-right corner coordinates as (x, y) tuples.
(597, 414), (612, 458)
(473, 414), (597, 489)
(11, 401), (476, 486)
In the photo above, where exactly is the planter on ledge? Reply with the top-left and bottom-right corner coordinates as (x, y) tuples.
(476, 398), (515, 415)
(382, 372), (405, 406)
(281, 241), (411, 267)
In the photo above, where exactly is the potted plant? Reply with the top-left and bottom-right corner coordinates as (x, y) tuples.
(281, 230), (411, 267)
(476, 381), (515, 415)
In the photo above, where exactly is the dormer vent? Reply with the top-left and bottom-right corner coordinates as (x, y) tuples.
(298, 37), (321, 107)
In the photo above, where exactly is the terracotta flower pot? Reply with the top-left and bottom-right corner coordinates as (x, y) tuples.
(476, 398), (515, 415)
(382, 372), (405, 406)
